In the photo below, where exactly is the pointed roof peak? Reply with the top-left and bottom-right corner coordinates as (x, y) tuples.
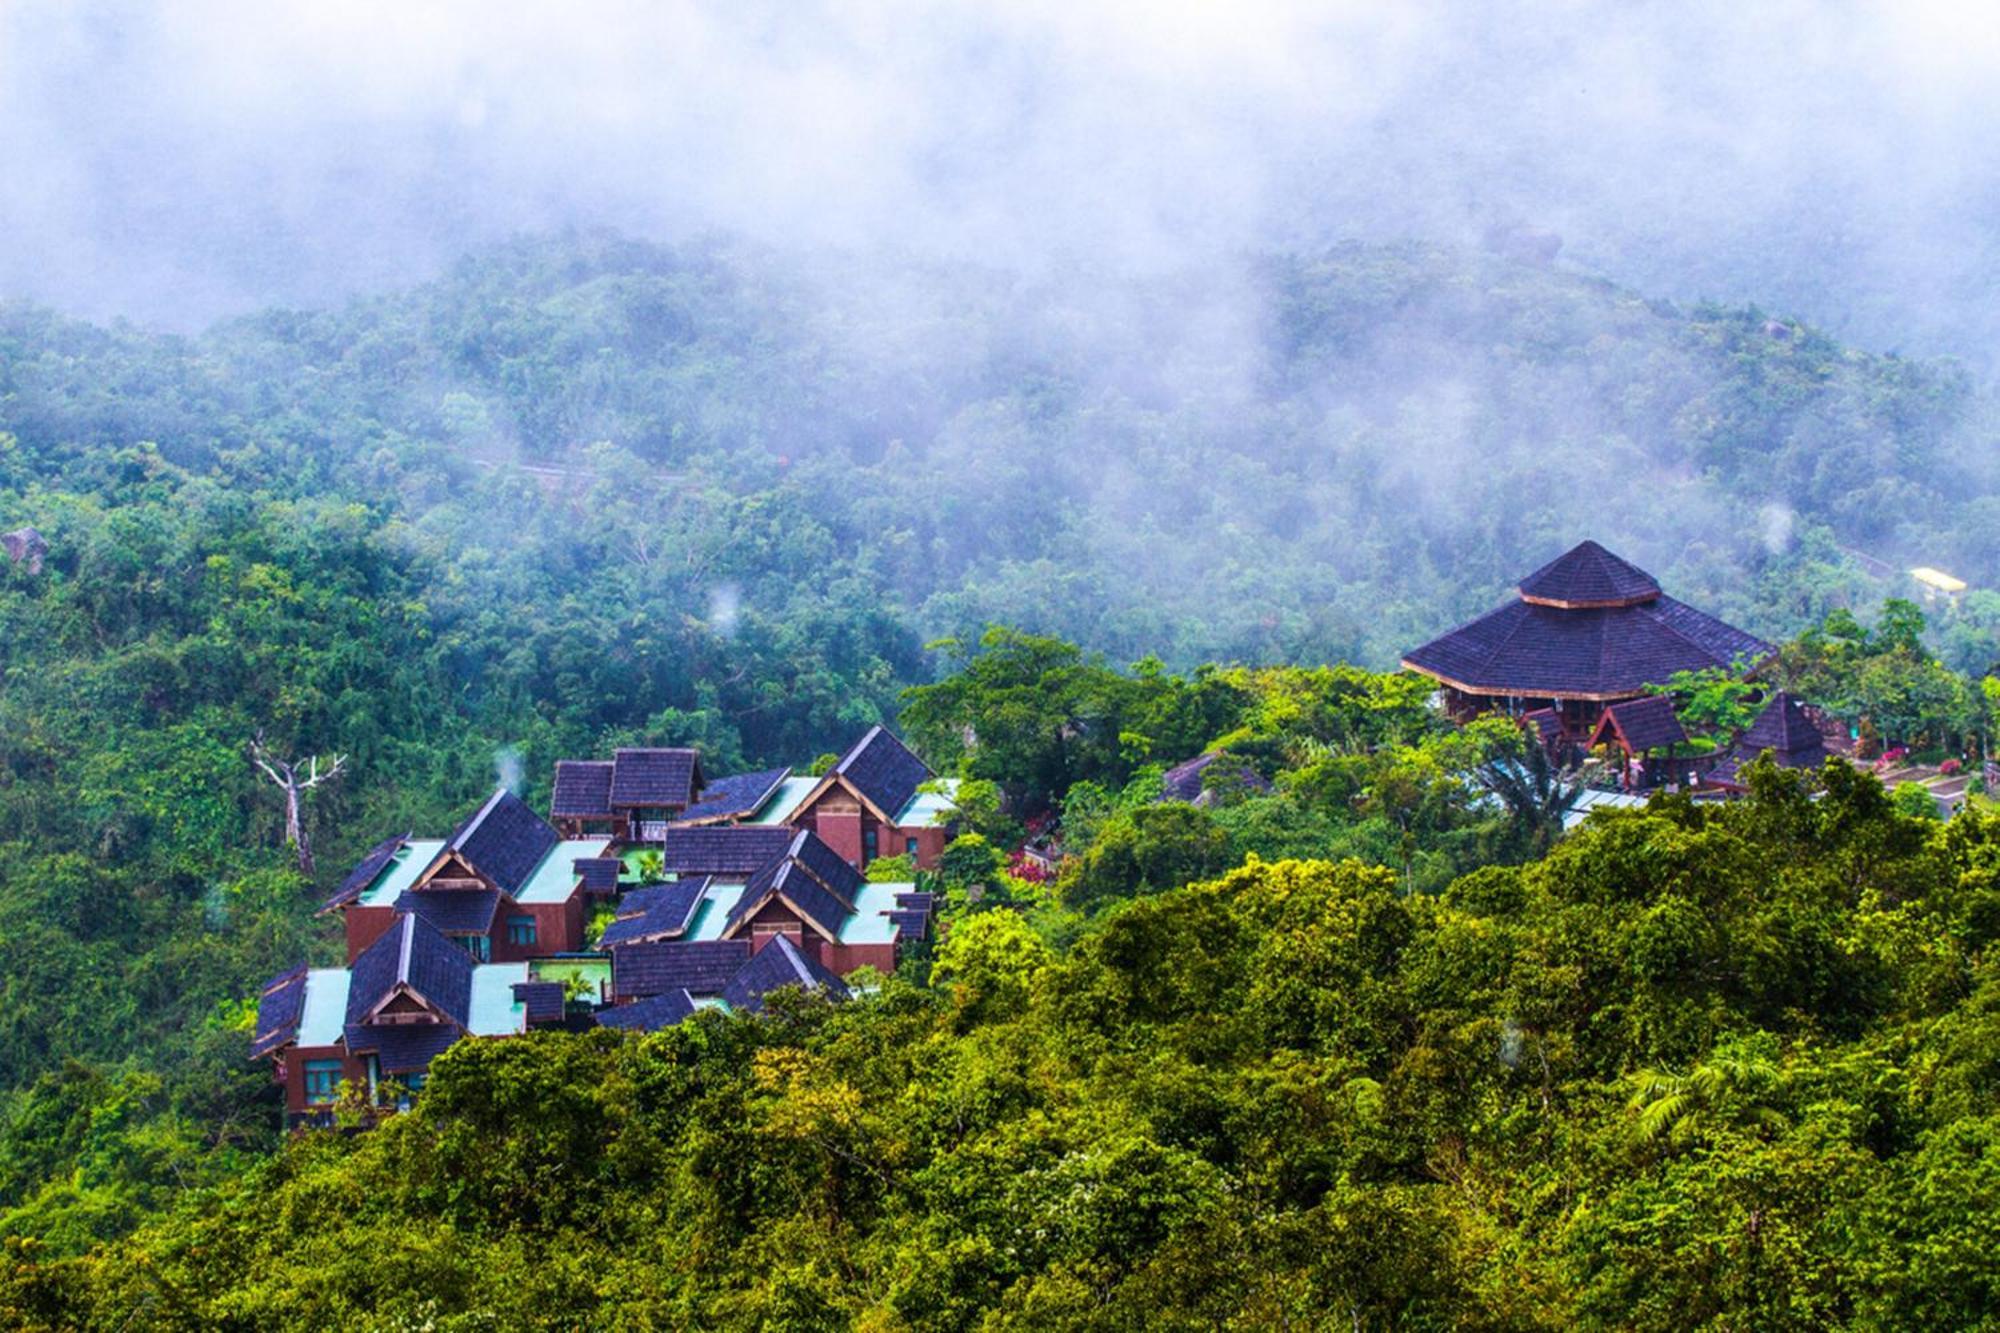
(443, 787), (560, 895)
(1740, 690), (1826, 760)
(827, 727), (932, 821)
(1518, 540), (1661, 609)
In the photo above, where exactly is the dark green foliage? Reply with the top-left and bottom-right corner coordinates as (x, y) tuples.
(9, 785), (2000, 1328)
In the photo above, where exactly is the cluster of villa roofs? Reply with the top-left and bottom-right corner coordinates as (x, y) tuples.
(253, 540), (1878, 1124)
(251, 726), (957, 1125)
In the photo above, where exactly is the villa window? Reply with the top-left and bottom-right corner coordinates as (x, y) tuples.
(457, 934), (491, 962)
(303, 1059), (343, 1105)
(905, 837), (919, 857)
(506, 915), (537, 947)
(863, 827), (879, 861)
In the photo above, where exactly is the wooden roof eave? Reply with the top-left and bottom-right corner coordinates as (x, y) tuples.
(361, 981), (463, 1030)
(1399, 662), (1656, 704)
(718, 890), (842, 945)
(1518, 594), (1655, 610)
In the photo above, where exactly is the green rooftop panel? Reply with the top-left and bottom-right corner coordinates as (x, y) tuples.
(297, 969), (351, 1047)
(514, 838), (613, 904)
(357, 839), (447, 907)
(748, 776), (818, 825)
(468, 963), (530, 1036)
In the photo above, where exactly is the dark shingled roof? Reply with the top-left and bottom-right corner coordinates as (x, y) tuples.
(320, 832), (411, 913)
(788, 829), (863, 905)
(890, 889), (935, 942)
(512, 981), (567, 1025)
(1521, 708), (1563, 749)
(595, 988), (698, 1032)
(1402, 544), (1770, 700)
(446, 789), (561, 896)
(599, 877), (710, 948)
(574, 856), (623, 894)
(342, 1022), (462, 1075)
(609, 748), (703, 809)
(659, 825), (797, 877)
(1739, 691), (1828, 763)
(346, 913), (475, 1029)
(1160, 752), (1273, 803)
(615, 885), (675, 917)
(611, 940), (751, 1000)
(724, 857), (850, 940)
(394, 888), (502, 936)
(675, 766), (792, 824)
(722, 935), (850, 1014)
(550, 760), (615, 819)
(250, 966), (308, 1060)
(1594, 695), (1688, 753)
(832, 726), (932, 821)
(721, 831), (859, 941)
(1518, 540), (1662, 608)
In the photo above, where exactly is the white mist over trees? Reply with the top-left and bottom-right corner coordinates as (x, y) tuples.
(7, 2), (2000, 368)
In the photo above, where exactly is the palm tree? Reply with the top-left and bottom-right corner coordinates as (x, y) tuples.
(1474, 733), (1586, 854)
(1627, 1044), (1789, 1149)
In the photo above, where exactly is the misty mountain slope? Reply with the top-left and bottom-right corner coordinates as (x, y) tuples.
(2, 230), (1995, 682)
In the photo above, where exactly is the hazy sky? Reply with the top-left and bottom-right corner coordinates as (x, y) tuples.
(5, 1), (2000, 360)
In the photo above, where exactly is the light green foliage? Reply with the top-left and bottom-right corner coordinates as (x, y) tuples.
(3, 778), (2000, 1327)
(862, 852), (915, 883)
(1892, 781), (1942, 820)
(1774, 603), (1981, 751)
(1649, 665), (1761, 748)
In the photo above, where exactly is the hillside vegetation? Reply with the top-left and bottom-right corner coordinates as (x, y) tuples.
(5, 232), (2000, 1326)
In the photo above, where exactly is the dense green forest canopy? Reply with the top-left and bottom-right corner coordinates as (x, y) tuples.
(7, 230), (2000, 1325)
(11, 767), (2000, 1329)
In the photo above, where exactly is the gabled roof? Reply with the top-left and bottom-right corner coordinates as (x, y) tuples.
(720, 831), (860, 942)
(816, 727), (933, 824)
(609, 748), (703, 809)
(1591, 695), (1688, 753)
(550, 760), (616, 819)
(1518, 540), (1662, 608)
(250, 966), (309, 1060)
(346, 913), (475, 1030)
(610, 939), (752, 1000)
(723, 858), (849, 941)
(675, 767), (792, 825)
(393, 888), (502, 936)
(1739, 691), (1827, 761)
(721, 935), (850, 1014)
(659, 825), (798, 877)
(320, 832), (412, 913)
(595, 988), (697, 1032)
(443, 789), (561, 896)
(599, 877), (710, 948)
(1401, 543), (1770, 702)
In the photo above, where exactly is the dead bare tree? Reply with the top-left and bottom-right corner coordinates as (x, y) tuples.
(250, 736), (347, 877)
